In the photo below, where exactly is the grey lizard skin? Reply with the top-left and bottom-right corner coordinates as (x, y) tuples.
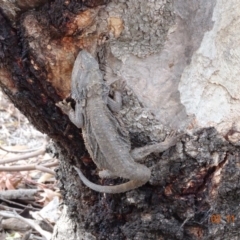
(56, 50), (180, 194)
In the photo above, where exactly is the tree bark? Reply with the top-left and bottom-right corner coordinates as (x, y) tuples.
(1, 0), (240, 239)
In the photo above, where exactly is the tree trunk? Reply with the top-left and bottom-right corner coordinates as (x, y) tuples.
(1, 0), (240, 239)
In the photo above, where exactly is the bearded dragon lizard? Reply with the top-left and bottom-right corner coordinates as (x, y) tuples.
(57, 50), (180, 194)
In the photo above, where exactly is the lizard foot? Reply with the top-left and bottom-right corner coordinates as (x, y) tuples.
(163, 130), (183, 148)
(111, 79), (126, 93)
(56, 99), (72, 115)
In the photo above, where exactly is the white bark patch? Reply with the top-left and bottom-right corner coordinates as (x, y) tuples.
(103, 0), (216, 130)
(179, 0), (240, 132)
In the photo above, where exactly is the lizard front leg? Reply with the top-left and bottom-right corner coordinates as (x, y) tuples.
(107, 79), (126, 112)
(56, 100), (84, 128)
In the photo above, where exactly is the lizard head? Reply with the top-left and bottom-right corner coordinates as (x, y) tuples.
(71, 50), (103, 99)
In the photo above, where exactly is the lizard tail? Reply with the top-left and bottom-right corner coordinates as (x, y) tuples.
(73, 166), (148, 194)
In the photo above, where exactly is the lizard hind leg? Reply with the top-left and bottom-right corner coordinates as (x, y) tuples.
(130, 131), (181, 162)
(73, 166), (149, 194)
(99, 169), (118, 179)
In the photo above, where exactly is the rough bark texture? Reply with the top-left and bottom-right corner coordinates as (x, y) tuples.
(0, 0), (240, 240)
